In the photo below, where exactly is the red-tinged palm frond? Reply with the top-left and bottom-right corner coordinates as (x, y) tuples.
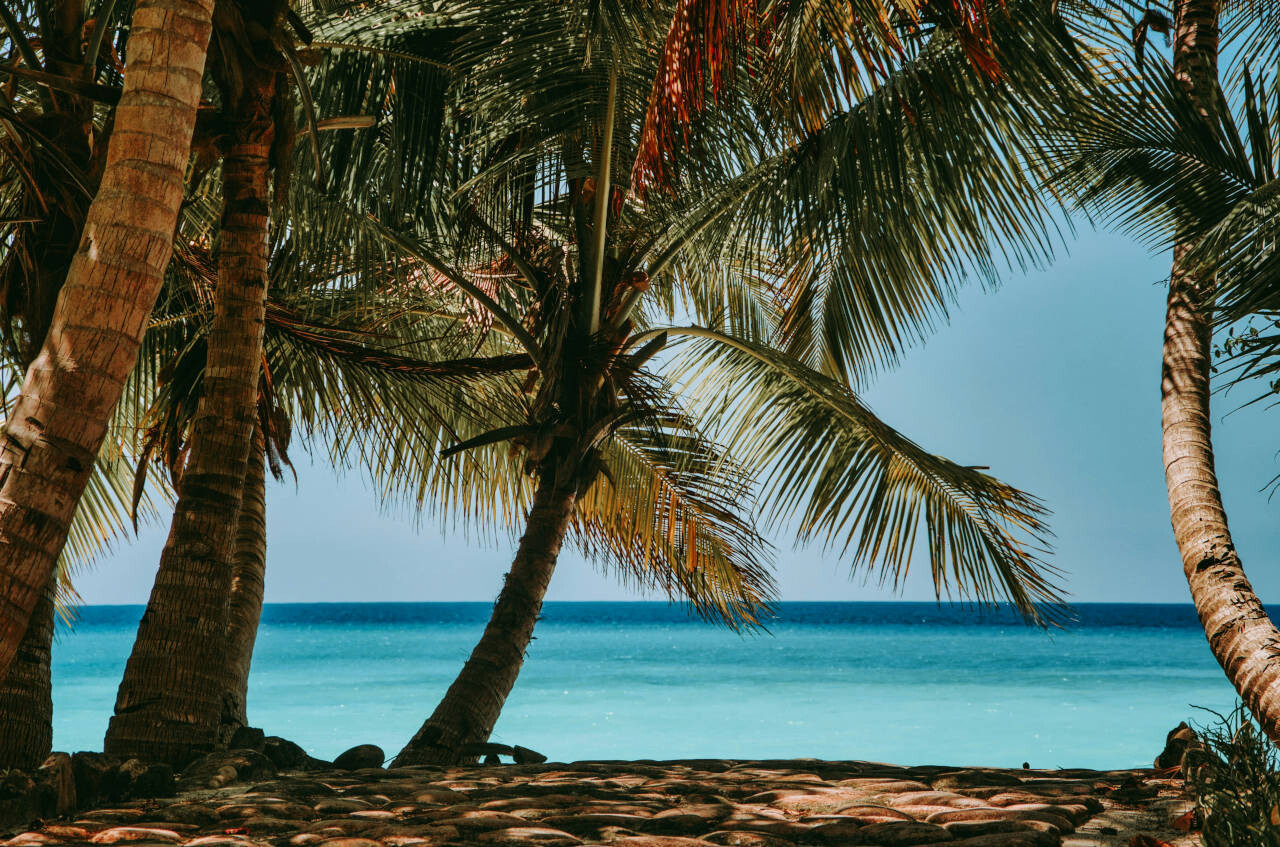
(633, 0), (1013, 190)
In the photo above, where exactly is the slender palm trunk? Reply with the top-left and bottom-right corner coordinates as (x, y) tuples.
(223, 421), (267, 730)
(1164, 0), (1280, 740)
(0, 0), (216, 681)
(0, 587), (53, 769)
(105, 82), (275, 764)
(394, 466), (577, 766)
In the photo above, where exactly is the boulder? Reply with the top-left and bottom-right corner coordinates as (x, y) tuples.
(513, 746), (548, 765)
(228, 727), (266, 752)
(1155, 722), (1197, 769)
(262, 737), (310, 771)
(932, 771), (1023, 791)
(852, 820), (952, 846)
(178, 750), (276, 790)
(36, 753), (76, 816)
(116, 759), (174, 799)
(71, 752), (123, 808)
(0, 772), (39, 834)
(332, 746), (385, 771)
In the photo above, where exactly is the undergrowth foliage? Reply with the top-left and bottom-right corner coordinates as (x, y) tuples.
(1188, 705), (1280, 847)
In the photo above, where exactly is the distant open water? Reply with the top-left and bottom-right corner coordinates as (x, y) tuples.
(52, 602), (1243, 769)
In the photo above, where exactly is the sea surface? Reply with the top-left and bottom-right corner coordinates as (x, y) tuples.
(53, 602), (1244, 770)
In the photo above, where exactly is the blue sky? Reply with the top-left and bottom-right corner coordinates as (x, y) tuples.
(78, 228), (1280, 606)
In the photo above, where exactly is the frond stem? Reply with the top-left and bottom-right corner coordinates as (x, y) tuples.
(366, 216), (545, 368)
(587, 66), (617, 337)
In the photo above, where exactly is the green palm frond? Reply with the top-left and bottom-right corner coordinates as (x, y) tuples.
(638, 0), (1091, 385)
(659, 328), (1063, 623)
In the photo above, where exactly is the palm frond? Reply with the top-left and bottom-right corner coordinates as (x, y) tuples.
(660, 328), (1064, 623)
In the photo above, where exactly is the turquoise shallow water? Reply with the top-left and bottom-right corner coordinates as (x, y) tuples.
(53, 602), (1241, 769)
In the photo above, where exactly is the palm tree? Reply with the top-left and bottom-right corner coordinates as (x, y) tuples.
(384, 0), (1088, 765)
(1047, 7), (1280, 737)
(0, 0), (217, 684)
(103, 0), (293, 765)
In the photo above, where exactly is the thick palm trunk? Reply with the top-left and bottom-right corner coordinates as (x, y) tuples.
(223, 421), (267, 729)
(105, 94), (275, 764)
(1164, 0), (1280, 740)
(0, 0), (216, 681)
(0, 587), (53, 769)
(394, 467), (577, 766)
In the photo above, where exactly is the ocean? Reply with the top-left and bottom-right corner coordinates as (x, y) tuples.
(52, 602), (1241, 770)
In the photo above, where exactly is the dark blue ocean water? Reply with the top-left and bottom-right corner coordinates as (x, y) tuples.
(52, 602), (1241, 769)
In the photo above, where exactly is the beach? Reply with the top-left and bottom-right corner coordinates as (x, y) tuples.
(0, 754), (1198, 847)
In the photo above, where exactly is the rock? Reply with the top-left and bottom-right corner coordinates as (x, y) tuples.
(852, 820), (952, 845)
(89, 827), (184, 844)
(702, 833), (790, 847)
(414, 789), (469, 804)
(157, 805), (217, 827)
(801, 822), (863, 844)
(832, 804), (914, 824)
(72, 752), (124, 807)
(611, 838), (715, 847)
(117, 759), (175, 799)
(513, 747), (548, 765)
(1154, 722), (1197, 769)
(433, 812), (531, 832)
(262, 738), (310, 771)
(36, 753), (76, 816)
(0, 773), (39, 835)
(539, 815), (652, 836)
(313, 799), (373, 815)
(931, 771), (1023, 791)
(332, 746), (385, 771)
(476, 827), (582, 846)
(942, 820), (1036, 838)
(943, 831), (1056, 847)
(228, 727), (266, 752)
(78, 809), (148, 823)
(178, 750), (276, 790)
(638, 814), (710, 836)
(313, 840), (384, 847)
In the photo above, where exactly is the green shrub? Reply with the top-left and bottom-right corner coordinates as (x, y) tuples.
(1188, 705), (1280, 847)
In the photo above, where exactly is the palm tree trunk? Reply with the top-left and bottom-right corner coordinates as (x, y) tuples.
(104, 87), (276, 764)
(0, 0), (216, 682)
(0, 587), (53, 769)
(223, 421), (268, 730)
(394, 466), (577, 766)
(1164, 0), (1280, 740)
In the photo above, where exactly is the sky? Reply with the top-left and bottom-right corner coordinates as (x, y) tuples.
(77, 227), (1280, 607)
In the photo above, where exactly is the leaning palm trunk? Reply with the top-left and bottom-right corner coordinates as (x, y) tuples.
(105, 90), (276, 763)
(0, 587), (53, 768)
(1164, 0), (1280, 740)
(394, 465), (578, 765)
(223, 421), (268, 728)
(0, 0), (216, 681)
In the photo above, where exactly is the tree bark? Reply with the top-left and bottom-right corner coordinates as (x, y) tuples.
(0, 0), (216, 682)
(104, 70), (276, 764)
(0, 586), (53, 769)
(394, 467), (577, 766)
(223, 420), (267, 730)
(1164, 0), (1280, 740)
